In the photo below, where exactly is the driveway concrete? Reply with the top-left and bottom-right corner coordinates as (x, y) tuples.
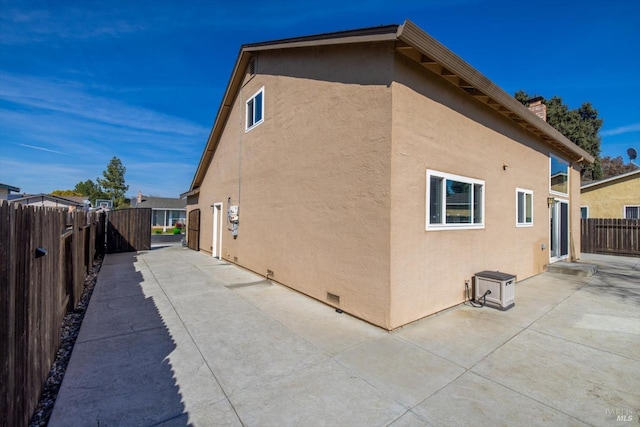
(49, 248), (640, 426)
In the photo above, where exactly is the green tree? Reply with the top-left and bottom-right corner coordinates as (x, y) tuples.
(515, 91), (603, 181)
(50, 189), (83, 197)
(600, 155), (638, 179)
(73, 179), (107, 207)
(97, 157), (129, 208)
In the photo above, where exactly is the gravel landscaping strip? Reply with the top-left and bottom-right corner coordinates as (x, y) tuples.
(29, 256), (104, 427)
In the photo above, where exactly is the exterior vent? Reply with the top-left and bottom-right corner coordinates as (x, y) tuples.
(248, 58), (256, 76)
(326, 292), (340, 305)
(474, 271), (515, 310)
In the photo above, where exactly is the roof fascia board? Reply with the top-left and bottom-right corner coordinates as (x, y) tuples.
(180, 188), (200, 198)
(10, 193), (83, 206)
(0, 183), (20, 192)
(187, 19), (596, 192)
(148, 207), (187, 210)
(189, 48), (251, 191)
(244, 33), (398, 52)
(397, 20), (594, 163)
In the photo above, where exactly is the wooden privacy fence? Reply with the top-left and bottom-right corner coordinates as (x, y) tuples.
(581, 218), (640, 257)
(0, 201), (105, 427)
(106, 208), (151, 253)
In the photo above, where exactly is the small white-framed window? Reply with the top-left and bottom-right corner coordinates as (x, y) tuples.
(624, 205), (639, 219)
(580, 206), (589, 219)
(245, 86), (264, 131)
(426, 170), (485, 230)
(516, 188), (533, 227)
(550, 154), (569, 195)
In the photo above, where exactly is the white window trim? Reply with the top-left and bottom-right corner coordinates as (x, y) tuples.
(426, 169), (485, 231)
(245, 86), (264, 132)
(580, 206), (589, 219)
(623, 205), (640, 219)
(516, 188), (534, 227)
(549, 154), (569, 196)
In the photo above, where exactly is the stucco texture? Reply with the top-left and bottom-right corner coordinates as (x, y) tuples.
(581, 174), (640, 218)
(188, 41), (584, 330)
(192, 43), (394, 327)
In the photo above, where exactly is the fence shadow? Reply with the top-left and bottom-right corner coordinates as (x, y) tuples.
(48, 252), (191, 426)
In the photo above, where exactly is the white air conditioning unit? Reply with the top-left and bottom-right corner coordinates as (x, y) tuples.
(475, 271), (515, 310)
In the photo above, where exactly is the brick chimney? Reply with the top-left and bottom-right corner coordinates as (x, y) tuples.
(137, 191), (142, 204)
(527, 96), (547, 122)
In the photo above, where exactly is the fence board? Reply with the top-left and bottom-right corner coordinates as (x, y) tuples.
(581, 218), (640, 257)
(0, 201), (105, 427)
(106, 208), (151, 253)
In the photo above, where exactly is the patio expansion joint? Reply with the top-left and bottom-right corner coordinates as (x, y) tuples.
(465, 370), (590, 425)
(141, 256), (248, 427)
(526, 328), (640, 363)
(392, 274), (604, 424)
(75, 325), (169, 345)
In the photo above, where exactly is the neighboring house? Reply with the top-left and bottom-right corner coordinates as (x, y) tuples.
(132, 191), (186, 231)
(580, 169), (640, 219)
(8, 194), (88, 212)
(182, 20), (593, 330)
(0, 183), (20, 200)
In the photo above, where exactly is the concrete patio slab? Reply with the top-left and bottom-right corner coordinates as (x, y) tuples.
(230, 358), (407, 426)
(186, 308), (328, 395)
(49, 248), (640, 426)
(394, 307), (523, 369)
(334, 334), (465, 407)
(49, 327), (187, 426)
(472, 329), (640, 425)
(411, 371), (589, 426)
(231, 282), (386, 354)
(530, 289), (640, 360)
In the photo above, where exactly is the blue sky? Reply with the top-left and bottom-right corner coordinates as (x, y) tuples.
(1, 0), (639, 197)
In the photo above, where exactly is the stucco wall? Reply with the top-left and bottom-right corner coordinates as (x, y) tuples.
(189, 42), (585, 330)
(388, 53), (576, 328)
(581, 175), (640, 218)
(192, 42), (395, 327)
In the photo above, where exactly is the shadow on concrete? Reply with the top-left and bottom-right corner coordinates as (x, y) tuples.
(151, 234), (184, 245)
(49, 251), (191, 426)
(581, 254), (640, 304)
(586, 271), (640, 304)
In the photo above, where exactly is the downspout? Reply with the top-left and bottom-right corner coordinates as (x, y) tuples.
(569, 156), (584, 261)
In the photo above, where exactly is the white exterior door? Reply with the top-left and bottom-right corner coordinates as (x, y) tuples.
(550, 200), (569, 262)
(212, 203), (223, 259)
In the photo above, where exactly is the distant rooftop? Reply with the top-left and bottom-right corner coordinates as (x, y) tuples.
(0, 183), (20, 192)
(133, 195), (186, 209)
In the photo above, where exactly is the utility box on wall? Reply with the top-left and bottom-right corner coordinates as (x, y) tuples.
(475, 271), (516, 310)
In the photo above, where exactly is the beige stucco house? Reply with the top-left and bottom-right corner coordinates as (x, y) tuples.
(581, 169), (640, 219)
(182, 20), (593, 330)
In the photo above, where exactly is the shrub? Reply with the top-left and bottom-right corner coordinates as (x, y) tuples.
(172, 227), (181, 234)
(154, 229), (162, 234)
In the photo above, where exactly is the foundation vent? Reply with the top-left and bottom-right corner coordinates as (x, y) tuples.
(233, 256), (238, 263)
(326, 292), (340, 305)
